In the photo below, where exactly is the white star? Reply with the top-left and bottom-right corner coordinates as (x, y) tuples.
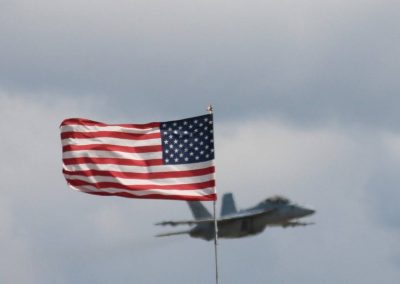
(179, 153), (183, 157)
(165, 149), (169, 153)
(170, 153), (174, 158)
(199, 132), (204, 136)
(190, 152), (194, 156)
(199, 141), (204, 146)
(169, 144), (173, 149)
(199, 123), (203, 127)
(174, 140), (178, 144)
(179, 144), (183, 148)
(194, 120), (198, 124)
(195, 156), (199, 160)
(169, 135), (173, 139)
(173, 122), (177, 126)
(200, 151), (204, 155)
(162, 123), (167, 127)
(189, 124), (193, 129)
(166, 158), (169, 163)
(183, 121), (188, 125)
(174, 148), (179, 153)
(175, 158), (179, 162)
(185, 157), (189, 161)
(164, 140), (169, 144)
(184, 148), (189, 152)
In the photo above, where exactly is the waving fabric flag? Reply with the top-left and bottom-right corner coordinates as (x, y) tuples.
(60, 114), (216, 201)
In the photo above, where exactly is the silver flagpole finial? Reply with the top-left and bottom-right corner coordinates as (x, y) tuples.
(207, 104), (213, 114)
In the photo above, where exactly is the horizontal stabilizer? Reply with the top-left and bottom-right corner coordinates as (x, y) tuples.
(155, 219), (214, 226)
(155, 230), (191, 237)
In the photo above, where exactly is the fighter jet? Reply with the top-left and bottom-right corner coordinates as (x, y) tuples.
(155, 193), (315, 241)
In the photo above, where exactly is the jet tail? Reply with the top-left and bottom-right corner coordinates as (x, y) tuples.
(187, 201), (212, 220)
(220, 193), (237, 216)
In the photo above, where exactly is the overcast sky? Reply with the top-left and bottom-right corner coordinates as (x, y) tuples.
(1, 1), (400, 283)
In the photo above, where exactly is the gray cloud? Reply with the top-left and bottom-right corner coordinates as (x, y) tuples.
(1, 0), (400, 127)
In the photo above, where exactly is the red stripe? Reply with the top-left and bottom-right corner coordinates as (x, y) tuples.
(63, 166), (215, 179)
(60, 118), (160, 129)
(61, 131), (161, 140)
(63, 157), (164, 166)
(63, 144), (162, 153)
(66, 179), (215, 191)
(77, 190), (217, 201)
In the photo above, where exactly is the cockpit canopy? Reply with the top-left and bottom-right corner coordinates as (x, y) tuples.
(265, 196), (290, 205)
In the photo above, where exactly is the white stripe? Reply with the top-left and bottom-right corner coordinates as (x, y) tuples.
(63, 150), (162, 160)
(60, 125), (159, 134)
(62, 137), (162, 147)
(69, 184), (215, 197)
(64, 173), (214, 185)
(63, 160), (214, 173)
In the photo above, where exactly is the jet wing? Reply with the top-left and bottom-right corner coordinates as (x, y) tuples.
(155, 230), (191, 237)
(282, 221), (315, 228)
(156, 208), (276, 226)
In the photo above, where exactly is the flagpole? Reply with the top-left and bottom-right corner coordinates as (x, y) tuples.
(207, 104), (219, 284)
(213, 199), (219, 284)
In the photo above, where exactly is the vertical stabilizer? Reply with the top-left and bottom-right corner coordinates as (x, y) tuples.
(187, 201), (212, 220)
(220, 193), (237, 216)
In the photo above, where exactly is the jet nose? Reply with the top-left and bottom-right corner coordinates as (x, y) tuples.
(301, 208), (315, 217)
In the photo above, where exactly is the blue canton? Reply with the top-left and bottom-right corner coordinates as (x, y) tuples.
(160, 114), (214, 165)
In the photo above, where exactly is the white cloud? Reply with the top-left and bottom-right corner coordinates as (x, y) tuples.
(1, 93), (400, 283)
(215, 118), (400, 283)
(216, 119), (364, 203)
(0, 198), (39, 283)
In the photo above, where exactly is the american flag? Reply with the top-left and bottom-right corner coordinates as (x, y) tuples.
(60, 114), (216, 201)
